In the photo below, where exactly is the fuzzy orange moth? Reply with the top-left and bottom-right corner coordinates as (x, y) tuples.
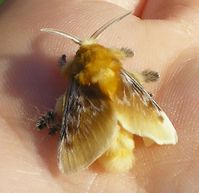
(36, 11), (178, 173)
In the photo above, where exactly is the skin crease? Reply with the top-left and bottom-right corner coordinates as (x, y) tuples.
(0, 0), (199, 192)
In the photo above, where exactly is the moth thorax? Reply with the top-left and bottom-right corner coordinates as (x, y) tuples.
(75, 44), (122, 98)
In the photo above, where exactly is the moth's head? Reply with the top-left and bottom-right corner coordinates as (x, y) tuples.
(40, 11), (131, 47)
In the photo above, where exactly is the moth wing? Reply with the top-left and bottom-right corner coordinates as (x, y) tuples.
(114, 70), (178, 145)
(58, 81), (117, 173)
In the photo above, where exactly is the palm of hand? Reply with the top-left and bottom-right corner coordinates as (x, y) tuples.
(0, 1), (199, 193)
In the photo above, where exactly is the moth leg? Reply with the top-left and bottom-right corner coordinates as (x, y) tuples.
(126, 70), (159, 97)
(129, 70), (160, 84)
(110, 48), (134, 60)
(58, 54), (72, 78)
(36, 111), (61, 135)
(58, 54), (67, 67)
(41, 95), (66, 135)
(36, 111), (55, 130)
(120, 47), (134, 58)
(141, 70), (160, 82)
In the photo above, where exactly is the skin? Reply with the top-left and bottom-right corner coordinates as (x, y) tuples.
(0, 0), (199, 192)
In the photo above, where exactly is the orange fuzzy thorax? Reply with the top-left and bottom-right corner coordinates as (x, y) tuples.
(74, 44), (122, 98)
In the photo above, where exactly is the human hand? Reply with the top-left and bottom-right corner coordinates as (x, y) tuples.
(0, 1), (199, 192)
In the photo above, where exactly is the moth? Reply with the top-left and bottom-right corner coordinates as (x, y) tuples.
(36, 11), (178, 173)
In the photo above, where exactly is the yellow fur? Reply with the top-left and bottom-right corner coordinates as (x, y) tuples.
(98, 126), (135, 172)
(57, 44), (136, 172)
(75, 44), (122, 98)
(54, 42), (177, 173)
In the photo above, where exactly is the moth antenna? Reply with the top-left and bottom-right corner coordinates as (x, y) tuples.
(40, 28), (82, 45)
(90, 11), (132, 40)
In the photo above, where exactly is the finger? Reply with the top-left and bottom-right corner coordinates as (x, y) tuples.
(101, 0), (146, 16)
(100, 0), (145, 14)
(142, 0), (199, 21)
(135, 48), (199, 193)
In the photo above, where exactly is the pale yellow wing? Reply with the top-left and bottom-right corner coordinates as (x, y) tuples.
(58, 81), (117, 173)
(114, 70), (178, 145)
